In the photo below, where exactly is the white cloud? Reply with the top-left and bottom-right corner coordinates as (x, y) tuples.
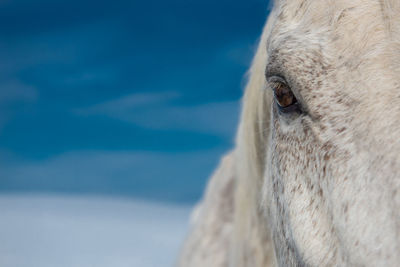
(0, 148), (227, 201)
(75, 91), (181, 113)
(0, 195), (192, 267)
(219, 40), (256, 68)
(123, 101), (239, 137)
(0, 80), (38, 131)
(74, 91), (240, 138)
(2, 149), (219, 180)
(0, 80), (38, 103)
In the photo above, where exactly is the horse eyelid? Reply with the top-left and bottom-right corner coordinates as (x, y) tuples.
(264, 66), (282, 81)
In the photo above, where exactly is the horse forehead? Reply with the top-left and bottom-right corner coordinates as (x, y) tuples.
(276, 0), (396, 11)
(269, 0), (397, 61)
(265, 0), (400, 114)
(275, 0), (396, 26)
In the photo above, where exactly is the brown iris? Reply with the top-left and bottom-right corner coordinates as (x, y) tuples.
(271, 80), (297, 109)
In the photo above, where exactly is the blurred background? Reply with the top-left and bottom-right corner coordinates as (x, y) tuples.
(0, 0), (269, 266)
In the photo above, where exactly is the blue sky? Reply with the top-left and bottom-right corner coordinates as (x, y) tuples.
(0, 0), (269, 203)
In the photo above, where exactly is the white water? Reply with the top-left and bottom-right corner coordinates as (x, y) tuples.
(0, 195), (193, 267)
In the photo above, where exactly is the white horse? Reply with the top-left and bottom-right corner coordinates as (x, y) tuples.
(179, 0), (400, 266)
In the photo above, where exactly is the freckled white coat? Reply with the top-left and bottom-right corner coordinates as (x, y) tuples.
(179, 0), (400, 266)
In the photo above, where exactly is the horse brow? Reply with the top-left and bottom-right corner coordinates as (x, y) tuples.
(265, 50), (287, 80)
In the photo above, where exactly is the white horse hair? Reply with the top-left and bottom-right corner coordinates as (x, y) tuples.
(179, 0), (400, 266)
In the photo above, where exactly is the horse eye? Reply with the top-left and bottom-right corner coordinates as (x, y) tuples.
(268, 77), (299, 113)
